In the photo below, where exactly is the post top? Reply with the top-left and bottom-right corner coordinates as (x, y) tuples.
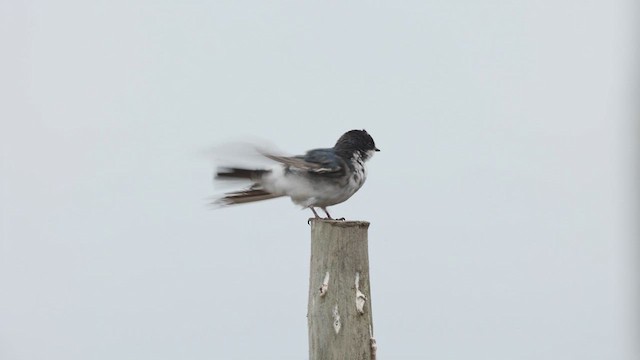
(309, 219), (370, 228)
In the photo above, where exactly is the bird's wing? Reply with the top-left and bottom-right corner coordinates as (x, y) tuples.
(261, 153), (323, 170)
(302, 149), (345, 174)
(261, 148), (344, 174)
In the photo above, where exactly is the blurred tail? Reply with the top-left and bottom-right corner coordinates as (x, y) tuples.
(215, 167), (267, 181)
(215, 188), (283, 206)
(213, 167), (282, 206)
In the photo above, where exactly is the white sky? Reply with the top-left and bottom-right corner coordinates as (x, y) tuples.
(1, 1), (638, 359)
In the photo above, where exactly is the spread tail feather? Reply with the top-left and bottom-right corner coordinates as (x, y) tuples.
(215, 167), (267, 181)
(213, 167), (282, 206)
(214, 188), (283, 206)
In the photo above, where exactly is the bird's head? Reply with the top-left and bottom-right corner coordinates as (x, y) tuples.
(334, 129), (380, 160)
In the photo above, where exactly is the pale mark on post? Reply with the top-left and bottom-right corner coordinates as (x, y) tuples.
(319, 271), (330, 297)
(370, 325), (377, 360)
(355, 272), (367, 315)
(332, 304), (341, 334)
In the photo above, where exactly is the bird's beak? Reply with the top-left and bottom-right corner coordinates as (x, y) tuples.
(375, 148), (380, 152)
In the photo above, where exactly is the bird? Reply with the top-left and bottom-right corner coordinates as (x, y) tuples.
(213, 129), (379, 220)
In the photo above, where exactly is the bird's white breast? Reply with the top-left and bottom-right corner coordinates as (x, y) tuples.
(259, 151), (370, 208)
(350, 152), (367, 189)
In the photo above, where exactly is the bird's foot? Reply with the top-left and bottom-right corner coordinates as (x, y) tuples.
(320, 207), (335, 220)
(308, 208), (322, 224)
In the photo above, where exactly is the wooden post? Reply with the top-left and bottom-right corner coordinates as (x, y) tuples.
(308, 219), (376, 360)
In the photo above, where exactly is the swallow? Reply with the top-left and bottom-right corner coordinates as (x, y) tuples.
(213, 129), (379, 219)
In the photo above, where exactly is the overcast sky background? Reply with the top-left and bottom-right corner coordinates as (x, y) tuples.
(1, 1), (638, 359)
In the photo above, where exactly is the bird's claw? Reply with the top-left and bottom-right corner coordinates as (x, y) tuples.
(307, 216), (345, 224)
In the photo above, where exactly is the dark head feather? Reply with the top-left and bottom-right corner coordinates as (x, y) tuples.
(333, 129), (380, 159)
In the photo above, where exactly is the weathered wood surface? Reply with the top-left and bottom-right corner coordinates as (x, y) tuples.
(308, 219), (375, 360)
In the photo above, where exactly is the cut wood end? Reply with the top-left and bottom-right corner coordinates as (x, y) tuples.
(309, 219), (370, 228)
